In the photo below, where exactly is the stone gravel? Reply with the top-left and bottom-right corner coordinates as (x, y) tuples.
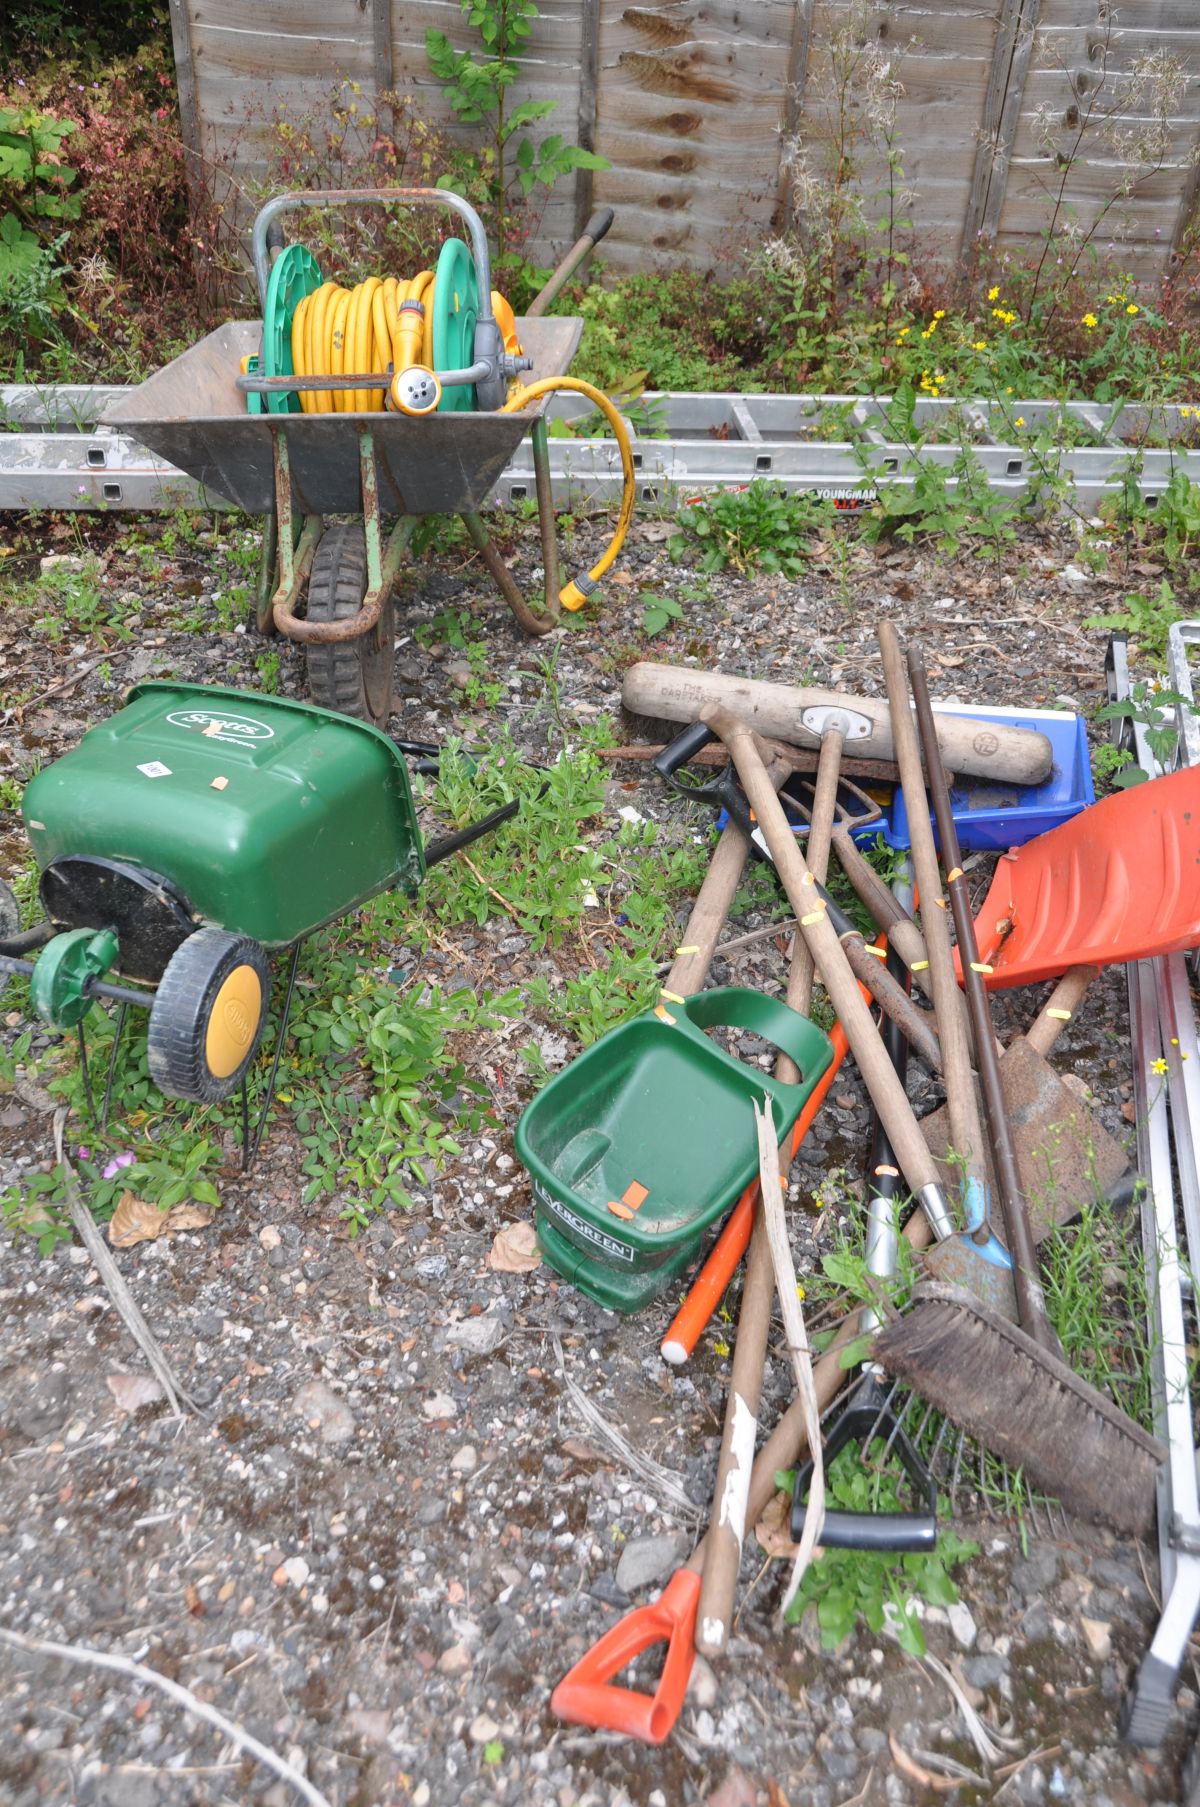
(0, 505), (1195, 1804)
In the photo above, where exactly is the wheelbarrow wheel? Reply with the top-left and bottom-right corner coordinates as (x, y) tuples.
(147, 929), (270, 1104)
(305, 522), (394, 727)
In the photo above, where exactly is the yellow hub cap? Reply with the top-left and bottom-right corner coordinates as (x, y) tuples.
(205, 964), (262, 1080)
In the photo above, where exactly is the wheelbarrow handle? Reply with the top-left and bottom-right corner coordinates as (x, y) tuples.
(249, 187), (496, 324)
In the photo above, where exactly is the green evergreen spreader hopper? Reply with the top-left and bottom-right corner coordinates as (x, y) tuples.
(516, 989), (833, 1313)
(0, 680), (495, 1156)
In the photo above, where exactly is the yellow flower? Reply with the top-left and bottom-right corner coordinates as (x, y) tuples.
(714, 1339), (730, 1358)
(1015, 416), (1025, 427)
(1126, 303), (1140, 315)
(972, 340), (987, 350)
(1005, 385), (1014, 394)
(933, 309), (946, 320)
(796, 1283), (806, 1302)
(1152, 1057), (1169, 1077)
(988, 286), (1000, 300)
(897, 325), (910, 338)
(1081, 312), (1098, 329)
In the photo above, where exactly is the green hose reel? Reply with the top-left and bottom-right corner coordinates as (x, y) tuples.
(431, 237), (479, 413)
(256, 238), (481, 414)
(260, 245), (323, 416)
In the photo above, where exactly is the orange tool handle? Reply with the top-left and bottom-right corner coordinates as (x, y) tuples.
(549, 1568), (701, 1745)
(659, 1017), (851, 1365)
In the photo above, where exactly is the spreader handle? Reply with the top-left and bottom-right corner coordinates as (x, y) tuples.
(682, 987), (832, 1090)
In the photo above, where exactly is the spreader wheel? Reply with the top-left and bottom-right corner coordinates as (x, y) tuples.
(147, 929), (270, 1103)
(305, 521), (394, 727)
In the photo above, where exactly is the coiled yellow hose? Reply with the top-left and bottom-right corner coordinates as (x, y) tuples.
(501, 377), (637, 610)
(290, 274), (523, 416)
(292, 273), (439, 415)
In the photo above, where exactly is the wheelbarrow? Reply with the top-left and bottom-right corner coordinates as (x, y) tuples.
(0, 680), (517, 1161)
(102, 187), (625, 728)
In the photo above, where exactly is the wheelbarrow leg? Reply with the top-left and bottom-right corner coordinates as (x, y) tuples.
(265, 430), (322, 636)
(460, 512), (559, 637)
(255, 510), (279, 636)
(530, 414), (562, 606)
(76, 1022), (98, 1129)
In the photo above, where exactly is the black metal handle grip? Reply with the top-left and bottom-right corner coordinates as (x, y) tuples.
(584, 206), (615, 245)
(798, 1506), (939, 1554)
(652, 721), (717, 784)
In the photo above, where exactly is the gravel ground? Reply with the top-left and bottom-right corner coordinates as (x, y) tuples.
(0, 504), (1195, 1806)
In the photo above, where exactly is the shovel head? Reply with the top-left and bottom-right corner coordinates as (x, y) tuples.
(920, 1034), (1131, 1238)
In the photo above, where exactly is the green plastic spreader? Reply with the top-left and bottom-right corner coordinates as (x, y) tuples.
(516, 987), (833, 1313)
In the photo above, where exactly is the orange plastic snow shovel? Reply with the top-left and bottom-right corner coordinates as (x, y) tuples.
(969, 763), (1200, 989)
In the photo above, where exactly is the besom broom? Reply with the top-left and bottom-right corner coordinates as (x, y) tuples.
(872, 634), (1164, 1537)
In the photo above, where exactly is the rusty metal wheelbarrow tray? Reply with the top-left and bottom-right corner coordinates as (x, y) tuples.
(100, 316), (582, 515)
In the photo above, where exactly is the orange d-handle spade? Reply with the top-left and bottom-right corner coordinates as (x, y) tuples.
(550, 1280), (868, 1745)
(550, 1567), (702, 1745)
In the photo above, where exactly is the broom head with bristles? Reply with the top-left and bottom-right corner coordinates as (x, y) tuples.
(872, 1283), (1165, 1538)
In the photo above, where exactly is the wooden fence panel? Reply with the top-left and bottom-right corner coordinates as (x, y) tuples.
(172, 0), (1200, 285)
(588, 0), (797, 271)
(995, 0), (1200, 264)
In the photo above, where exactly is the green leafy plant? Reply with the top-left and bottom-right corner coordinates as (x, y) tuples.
(0, 102), (79, 227)
(859, 436), (1018, 557)
(781, 1451), (978, 1654)
(1095, 678), (1195, 786)
(639, 591), (683, 637)
(426, 1), (607, 263)
(1106, 468), (1200, 570)
(670, 482), (821, 579)
(255, 648), (281, 693)
(1086, 578), (1182, 662)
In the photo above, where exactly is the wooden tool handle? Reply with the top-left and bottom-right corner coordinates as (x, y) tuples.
(695, 724), (841, 1655)
(701, 703), (946, 1205)
(1025, 966), (1099, 1057)
(624, 662), (1053, 784)
(878, 623), (987, 1192)
(907, 643), (1058, 1357)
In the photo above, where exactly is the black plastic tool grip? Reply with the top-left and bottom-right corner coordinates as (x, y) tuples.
(584, 207), (615, 245)
(806, 1508), (938, 1554)
(652, 721), (717, 783)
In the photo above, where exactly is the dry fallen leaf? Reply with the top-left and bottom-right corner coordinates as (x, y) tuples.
(486, 1220), (541, 1273)
(184, 1582), (205, 1617)
(560, 1436), (611, 1466)
(163, 1203), (214, 1233)
(754, 1487), (803, 1560)
(108, 1191), (169, 1248)
(106, 1372), (165, 1414)
(108, 1194), (214, 1247)
(888, 1732), (959, 1793)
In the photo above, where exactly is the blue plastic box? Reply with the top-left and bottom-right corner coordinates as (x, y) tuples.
(884, 704), (1094, 852)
